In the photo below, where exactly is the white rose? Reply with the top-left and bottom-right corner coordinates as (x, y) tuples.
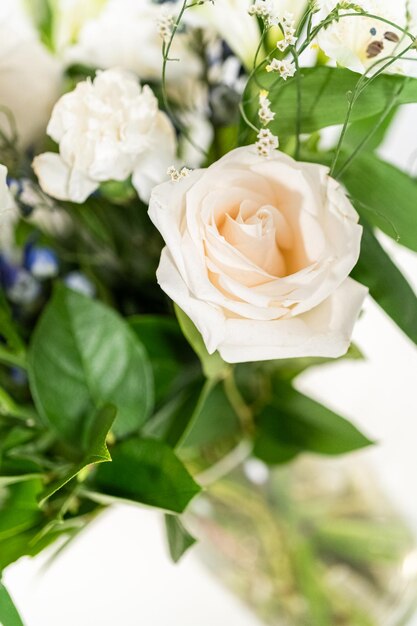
(316, 0), (408, 74)
(33, 68), (177, 204)
(0, 0), (62, 148)
(66, 0), (202, 84)
(148, 146), (367, 364)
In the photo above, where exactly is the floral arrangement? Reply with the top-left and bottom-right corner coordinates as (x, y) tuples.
(1, 0), (417, 622)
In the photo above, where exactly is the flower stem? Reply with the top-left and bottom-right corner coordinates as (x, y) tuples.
(223, 370), (255, 438)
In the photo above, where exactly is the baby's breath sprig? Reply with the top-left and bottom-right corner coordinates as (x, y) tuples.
(160, 0), (208, 159)
(167, 166), (192, 182)
(248, 0), (278, 27)
(258, 91), (275, 125)
(255, 128), (279, 157)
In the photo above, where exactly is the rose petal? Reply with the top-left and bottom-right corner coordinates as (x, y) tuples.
(218, 278), (368, 363)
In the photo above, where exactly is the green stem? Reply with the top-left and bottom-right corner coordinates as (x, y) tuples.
(330, 43), (414, 177)
(334, 81), (406, 179)
(292, 48), (302, 160)
(0, 347), (27, 370)
(223, 371), (254, 438)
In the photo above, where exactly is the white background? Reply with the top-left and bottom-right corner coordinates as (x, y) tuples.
(4, 108), (417, 625)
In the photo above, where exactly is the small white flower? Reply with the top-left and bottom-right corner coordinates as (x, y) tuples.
(157, 7), (175, 44)
(256, 128), (279, 156)
(266, 57), (296, 79)
(276, 12), (298, 50)
(258, 91), (275, 126)
(248, 0), (278, 26)
(33, 69), (177, 204)
(167, 166), (192, 182)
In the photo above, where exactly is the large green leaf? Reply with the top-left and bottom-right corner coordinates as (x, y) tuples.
(254, 385), (373, 465)
(352, 225), (417, 347)
(0, 582), (25, 626)
(38, 405), (116, 505)
(94, 438), (201, 513)
(165, 515), (196, 563)
(28, 285), (154, 444)
(339, 153), (417, 253)
(260, 67), (417, 137)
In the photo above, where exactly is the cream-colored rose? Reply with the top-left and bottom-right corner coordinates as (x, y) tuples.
(33, 68), (177, 203)
(0, 0), (62, 148)
(148, 146), (367, 363)
(316, 0), (408, 74)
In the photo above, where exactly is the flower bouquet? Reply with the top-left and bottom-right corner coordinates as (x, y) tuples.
(1, 0), (417, 624)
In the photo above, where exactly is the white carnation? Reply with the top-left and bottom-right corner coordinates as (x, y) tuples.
(33, 69), (177, 204)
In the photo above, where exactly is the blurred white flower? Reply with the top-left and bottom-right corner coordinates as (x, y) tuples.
(190, 0), (306, 68)
(66, 0), (202, 84)
(47, 0), (107, 52)
(0, 0), (62, 148)
(0, 164), (18, 252)
(316, 0), (410, 74)
(33, 69), (177, 204)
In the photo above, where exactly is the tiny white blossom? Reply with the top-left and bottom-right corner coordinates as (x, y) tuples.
(256, 128), (279, 156)
(276, 11), (298, 51)
(167, 166), (192, 182)
(258, 91), (275, 125)
(248, 0), (278, 26)
(157, 8), (175, 43)
(266, 58), (296, 79)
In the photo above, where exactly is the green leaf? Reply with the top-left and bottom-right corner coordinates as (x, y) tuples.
(262, 67), (417, 137)
(174, 305), (230, 381)
(129, 315), (196, 406)
(344, 108), (398, 153)
(142, 379), (208, 448)
(0, 479), (43, 542)
(180, 380), (241, 449)
(254, 386), (373, 465)
(0, 582), (25, 626)
(0, 388), (36, 423)
(339, 153), (417, 252)
(38, 404), (116, 505)
(94, 438), (201, 513)
(352, 225), (417, 347)
(28, 285), (154, 445)
(165, 515), (196, 563)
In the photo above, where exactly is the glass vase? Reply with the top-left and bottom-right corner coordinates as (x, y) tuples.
(188, 455), (417, 626)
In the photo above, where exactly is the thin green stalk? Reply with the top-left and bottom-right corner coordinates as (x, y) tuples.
(0, 347), (27, 370)
(334, 81), (406, 179)
(330, 43), (414, 176)
(292, 48), (302, 159)
(223, 370), (254, 438)
(161, 1), (208, 159)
